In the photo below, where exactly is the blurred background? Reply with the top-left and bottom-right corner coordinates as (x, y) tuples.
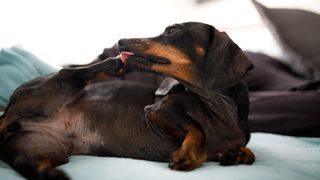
(0, 0), (319, 67)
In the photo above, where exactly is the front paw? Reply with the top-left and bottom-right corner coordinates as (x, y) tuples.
(105, 56), (127, 76)
(218, 146), (255, 166)
(169, 146), (207, 171)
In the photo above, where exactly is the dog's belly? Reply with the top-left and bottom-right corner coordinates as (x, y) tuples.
(69, 80), (179, 162)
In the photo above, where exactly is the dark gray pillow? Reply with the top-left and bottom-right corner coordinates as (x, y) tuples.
(244, 51), (308, 91)
(252, 0), (320, 79)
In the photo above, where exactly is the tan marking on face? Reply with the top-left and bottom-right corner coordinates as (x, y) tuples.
(152, 64), (199, 85)
(145, 42), (191, 64)
(144, 41), (200, 85)
(195, 45), (205, 56)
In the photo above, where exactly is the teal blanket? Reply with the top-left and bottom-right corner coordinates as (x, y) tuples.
(0, 47), (57, 109)
(1, 133), (319, 180)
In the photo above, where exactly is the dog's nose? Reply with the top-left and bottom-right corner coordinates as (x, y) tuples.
(118, 38), (130, 47)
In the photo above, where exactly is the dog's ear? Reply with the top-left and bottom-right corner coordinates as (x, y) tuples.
(202, 27), (253, 92)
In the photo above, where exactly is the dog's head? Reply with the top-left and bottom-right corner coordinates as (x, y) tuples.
(118, 22), (253, 92)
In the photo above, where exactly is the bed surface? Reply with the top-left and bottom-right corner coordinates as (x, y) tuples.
(1, 133), (319, 180)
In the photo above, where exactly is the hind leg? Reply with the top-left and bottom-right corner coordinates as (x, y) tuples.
(2, 131), (73, 180)
(219, 146), (255, 166)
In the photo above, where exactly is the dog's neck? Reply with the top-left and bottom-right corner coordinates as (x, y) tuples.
(189, 84), (237, 119)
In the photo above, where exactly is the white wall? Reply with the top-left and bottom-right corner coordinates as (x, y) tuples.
(0, 0), (319, 67)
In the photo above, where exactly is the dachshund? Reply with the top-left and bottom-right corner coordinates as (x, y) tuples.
(0, 22), (254, 180)
(118, 22), (255, 167)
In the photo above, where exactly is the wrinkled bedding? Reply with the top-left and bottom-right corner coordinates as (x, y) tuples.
(1, 133), (319, 180)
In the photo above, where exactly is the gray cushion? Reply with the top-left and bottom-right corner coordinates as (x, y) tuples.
(252, 0), (320, 79)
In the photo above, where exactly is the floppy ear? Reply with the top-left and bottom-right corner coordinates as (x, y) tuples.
(202, 27), (253, 92)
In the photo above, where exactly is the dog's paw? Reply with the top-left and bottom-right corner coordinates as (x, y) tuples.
(219, 146), (255, 166)
(169, 146), (207, 171)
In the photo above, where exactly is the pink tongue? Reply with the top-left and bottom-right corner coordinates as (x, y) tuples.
(120, 51), (135, 63)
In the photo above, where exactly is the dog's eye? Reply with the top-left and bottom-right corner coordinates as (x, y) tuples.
(166, 27), (177, 35)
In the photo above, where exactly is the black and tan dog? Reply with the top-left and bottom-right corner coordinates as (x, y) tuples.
(0, 22), (254, 180)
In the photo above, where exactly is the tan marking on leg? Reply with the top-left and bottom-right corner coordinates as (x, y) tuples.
(239, 146), (255, 164)
(0, 115), (8, 133)
(182, 126), (204, 147)
(37, 159), (53, 172)
(170, 126), (207, 171)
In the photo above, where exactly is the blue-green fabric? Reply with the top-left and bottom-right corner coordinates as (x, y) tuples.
(0, 133), (319, 180)
(0, 47), (58, 109)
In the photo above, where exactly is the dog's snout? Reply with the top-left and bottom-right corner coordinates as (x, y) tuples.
(118, 38), (130, 47)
